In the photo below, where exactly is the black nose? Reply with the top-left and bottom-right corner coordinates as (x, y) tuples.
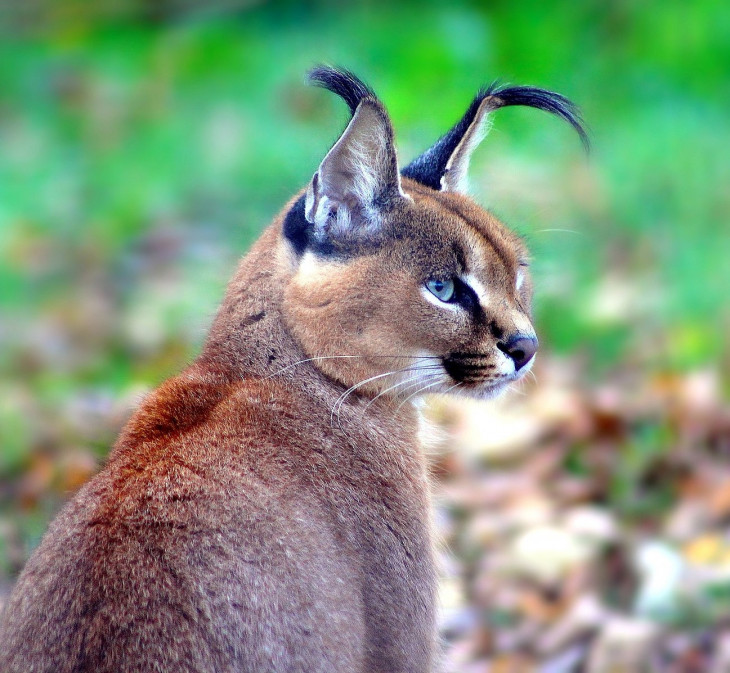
(498, 335), (538, 371)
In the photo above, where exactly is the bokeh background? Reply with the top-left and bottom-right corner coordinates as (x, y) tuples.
(1, 0), (729, 669)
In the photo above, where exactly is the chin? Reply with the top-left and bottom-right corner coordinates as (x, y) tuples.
(413, 377), (508, 404)
(449, 379), (512, 401)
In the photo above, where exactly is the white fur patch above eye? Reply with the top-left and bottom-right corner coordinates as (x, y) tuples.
(461, 274), (489, 307)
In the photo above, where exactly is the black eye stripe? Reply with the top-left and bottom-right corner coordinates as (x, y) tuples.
(453, 278), (486, 323)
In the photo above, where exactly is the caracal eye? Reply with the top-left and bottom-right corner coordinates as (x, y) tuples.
(425, 278), (455, 303)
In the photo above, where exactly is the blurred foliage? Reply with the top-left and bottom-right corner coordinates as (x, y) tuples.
(430, 367), (730, 668)
(0, 0), (728, 621)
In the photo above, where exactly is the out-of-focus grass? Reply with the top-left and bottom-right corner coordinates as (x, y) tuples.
(0, 0), (728, 576)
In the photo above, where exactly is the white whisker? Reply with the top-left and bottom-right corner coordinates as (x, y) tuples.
(362, 368), (442, 415)
(332, 370), (397, 424)
(396, 377), (446, 411)
(268, 354), (441, 378)
(533, 228), (583, 236)
(331, 364), (436, 429)
(439, 381), (463, 397)
(393, 372), (441, 402)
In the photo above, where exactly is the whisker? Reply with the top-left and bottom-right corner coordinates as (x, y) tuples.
(439, 381), (463, 397)
(396, 377), (445, 411)
(362, 368), (443, 415)
(269, 355), (361, 379)
(533, 228), (583, 236)
(367, 355), (441, 359)
(268, 354), (442, 378)
(332, 371), (398, 424)
(331, 364), (437, 429)
(393, 372), (442, 402)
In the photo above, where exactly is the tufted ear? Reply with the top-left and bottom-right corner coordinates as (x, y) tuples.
(304, 67), (405, 240)
(402, 83), (589, 193)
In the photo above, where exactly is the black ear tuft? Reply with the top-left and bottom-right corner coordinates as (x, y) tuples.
(486, 83), (590, 151)
(307, 65), (376, 116)
(402, 82), (589, 191)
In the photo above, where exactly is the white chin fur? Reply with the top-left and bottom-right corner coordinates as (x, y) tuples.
(408, 376), (510, 404)
(446, 379), (511, 402)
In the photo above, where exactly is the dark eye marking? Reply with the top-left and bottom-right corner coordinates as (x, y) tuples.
(453, 277), (486, 324)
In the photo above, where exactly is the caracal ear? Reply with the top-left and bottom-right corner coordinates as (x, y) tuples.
(305, 67), (406, 240)
(305, 99), (405, 237)
(402, 83), (589, 194)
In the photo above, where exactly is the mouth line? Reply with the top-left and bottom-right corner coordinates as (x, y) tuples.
(459, 375), (508, 387)
(442, 354), (498, 383)
(448, 367), (528, 388)
(450, 363), (496, 372)
(445, 353), (493, 365)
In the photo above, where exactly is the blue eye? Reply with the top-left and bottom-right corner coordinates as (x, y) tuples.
(426, 278), (455, 303)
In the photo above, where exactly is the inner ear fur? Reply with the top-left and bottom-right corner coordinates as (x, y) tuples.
(305, 98), (404, 233)
(440, 96), (493, 193)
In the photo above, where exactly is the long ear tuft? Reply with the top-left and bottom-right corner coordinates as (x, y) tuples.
(301, 66), (405, 245)
(488, 84), (589, 150)
(307, 65), (376, 116)
(402, 82), (589, 192)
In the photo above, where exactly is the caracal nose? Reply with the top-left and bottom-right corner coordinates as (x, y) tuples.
(498, 335), (538, 371)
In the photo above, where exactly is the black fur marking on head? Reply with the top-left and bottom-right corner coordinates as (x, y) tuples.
(402, 82), (589, 191)
(283, 194), (376, 259)
(453, 277), (486, 326)
(282, 194), (337, 257)
(282, 194), (310, 256)
(307, 65), (376, 116)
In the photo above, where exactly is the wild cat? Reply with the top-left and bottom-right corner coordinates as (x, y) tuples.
(0, 67), (586, 672)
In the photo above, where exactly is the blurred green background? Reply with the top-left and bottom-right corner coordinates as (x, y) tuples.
(0, 0), (728, 582)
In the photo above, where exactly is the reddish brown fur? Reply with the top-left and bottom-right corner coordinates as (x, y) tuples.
(0, 209), (440, 672)
(0, 71), (559, 670)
